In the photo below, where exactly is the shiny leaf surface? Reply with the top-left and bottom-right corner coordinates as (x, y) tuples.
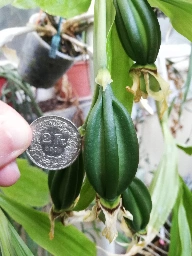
(0, 193), (96, 256)
(148, 0), (192, 41)
(1, 159), (49, 207)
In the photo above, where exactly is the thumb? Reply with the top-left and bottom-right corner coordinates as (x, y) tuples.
(0, 161), (20, 187)
(0, 101), (32, 169)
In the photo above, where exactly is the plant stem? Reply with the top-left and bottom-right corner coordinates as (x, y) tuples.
(92, 0), (108, 105)
(80, 0), (108, 133)
(94, 0), (107, 73)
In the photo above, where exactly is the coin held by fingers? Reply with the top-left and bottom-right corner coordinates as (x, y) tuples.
(26, 115), (81, 170)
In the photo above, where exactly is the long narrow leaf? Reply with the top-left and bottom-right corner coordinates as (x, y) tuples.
(0, 208), (14, 256)
(148, 0), (192, 41)
(178, 203), (192, 256)
(168, 192), (181, 256)
(107, 22), (134, 114)
(177, 144), (192, 155)
(0, 194), (96, 256)
(182, 44), (192, 103)
(182, 179), (192, 237)
(148, 117), (179, 232)
(73, 177), (96, 211)
(0, 208), (34, 256)
(8, 222), (34, 256)
(0, 159), (49, 207)
(169, 179), (192, 256)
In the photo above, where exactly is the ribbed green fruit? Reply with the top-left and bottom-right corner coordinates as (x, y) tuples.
(84, 85), (139, 202)
(48, 153), (84, 211)
(114, 0), (161, 65)
(122, 177), (152, 233)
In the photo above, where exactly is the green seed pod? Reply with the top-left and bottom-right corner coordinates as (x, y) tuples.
(114, 0), (161, 65)
(48, 152), (84, 211)
(84, 85), (139, 202)
(122, 177), (152, 234)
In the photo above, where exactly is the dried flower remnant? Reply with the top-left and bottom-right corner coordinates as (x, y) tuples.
(127, 64), (171, 118)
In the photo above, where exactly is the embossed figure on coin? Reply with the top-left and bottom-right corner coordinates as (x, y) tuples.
(40, 127), (69, 156)
(26, 116), (81, 170)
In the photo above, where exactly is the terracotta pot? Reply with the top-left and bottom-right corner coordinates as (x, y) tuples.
(66, 60), (92, 99)
(0, 77), (7, 97)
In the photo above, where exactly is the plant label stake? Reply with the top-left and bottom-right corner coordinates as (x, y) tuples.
(49, 17), (62, 59)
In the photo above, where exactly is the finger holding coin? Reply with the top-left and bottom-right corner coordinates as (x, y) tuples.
(26, 116), (81, 170)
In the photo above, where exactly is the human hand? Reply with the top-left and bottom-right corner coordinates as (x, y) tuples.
(0, 101), (32, 186)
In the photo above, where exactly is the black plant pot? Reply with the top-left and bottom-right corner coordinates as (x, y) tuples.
(18, 31), (80, 89)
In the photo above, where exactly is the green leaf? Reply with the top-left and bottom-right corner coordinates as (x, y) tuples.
(149, 116), (179, 235)
(0, 0), (14, 8)
(106, 0), (116, 35)
(182, 46), (192, 103)
(33, 0), (91, 18)
(177, 144), (192, 155)
(13, 0), (38, 9)
(182, 179), (192, 237)
(0, 193), (96, 256)
(107, 23), (134, 114)
(169, 180), (192, 256)
(162, 0), (192, 13)
(8, 222), (34, 256)
(116, 232), (131, 247)
(73, 177), (96, 211)
(0, 159), (49, 207)
(178, 203), (192, 256)
(168, 194), (181, 256)
(148, 0), (192, 41)
(0, 208), (15, 256)
(0, 208), (34, 256)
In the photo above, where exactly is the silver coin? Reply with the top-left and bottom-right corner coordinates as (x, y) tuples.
(26, 115), (81, 170)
